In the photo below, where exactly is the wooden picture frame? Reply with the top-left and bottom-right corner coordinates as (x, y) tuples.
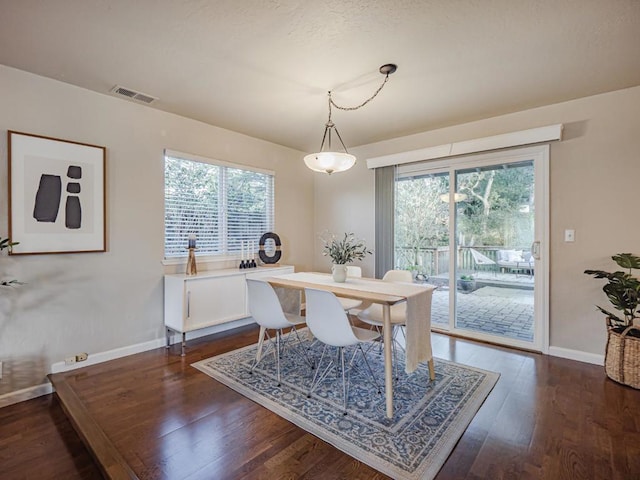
(8, 131), (106, 255)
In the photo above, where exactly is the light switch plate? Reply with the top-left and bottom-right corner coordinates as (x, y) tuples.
(564, 229), (575, 242)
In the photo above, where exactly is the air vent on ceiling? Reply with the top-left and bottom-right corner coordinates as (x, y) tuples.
(110, 85), (158, 104)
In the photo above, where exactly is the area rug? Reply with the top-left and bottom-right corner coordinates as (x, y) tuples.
(192, 331), (499, 480)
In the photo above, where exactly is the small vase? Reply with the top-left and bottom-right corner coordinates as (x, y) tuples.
(332, 264), (348, 283)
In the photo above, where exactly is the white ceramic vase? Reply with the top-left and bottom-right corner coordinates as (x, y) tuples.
(331, 264), (348, 283)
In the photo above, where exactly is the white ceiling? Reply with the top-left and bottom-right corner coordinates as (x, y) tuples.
(1, 1), (639, 153)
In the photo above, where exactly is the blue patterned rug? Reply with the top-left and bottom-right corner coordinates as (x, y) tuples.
(192, 330), (499, 480)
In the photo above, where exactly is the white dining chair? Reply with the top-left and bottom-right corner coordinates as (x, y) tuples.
(337, 265), (364, 314)
(357, 269), (412, 326)
(246, 279), (311, 386)
(304, 287), (381, 414)
(357, 269), (413, 379)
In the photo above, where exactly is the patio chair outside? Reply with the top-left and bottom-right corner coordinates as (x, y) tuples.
(469, 248), (497, 276)
(497, 249), (534, 276)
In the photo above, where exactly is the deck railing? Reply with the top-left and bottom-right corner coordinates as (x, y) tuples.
(395, 245), (530, 276)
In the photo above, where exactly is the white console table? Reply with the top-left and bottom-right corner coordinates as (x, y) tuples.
(164, 265), (294, 355)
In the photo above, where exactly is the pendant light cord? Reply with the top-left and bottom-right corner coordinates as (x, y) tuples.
(328, 72), (392, 112)
(316, 64), (397, 157)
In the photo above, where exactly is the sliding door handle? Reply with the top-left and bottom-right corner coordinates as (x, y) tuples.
(531, 241), (541, 260)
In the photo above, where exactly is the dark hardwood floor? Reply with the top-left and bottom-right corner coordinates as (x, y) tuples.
(2, 324), (640, 479)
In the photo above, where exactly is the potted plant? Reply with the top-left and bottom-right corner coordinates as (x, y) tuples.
(457, 274), (476, 293)
(585, 252), (640, 388)
(321, 232), (372, 283)
(1, 237), (21, 287)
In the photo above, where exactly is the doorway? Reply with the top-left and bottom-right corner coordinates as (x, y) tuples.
(394, 146), (548, 351)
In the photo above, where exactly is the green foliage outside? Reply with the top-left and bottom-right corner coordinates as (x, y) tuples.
(457, 163), (534, 247)
(164, 156), (272, 257)
(395, 162), (534, 271)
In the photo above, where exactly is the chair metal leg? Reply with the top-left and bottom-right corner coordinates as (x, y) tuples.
(251, 328), (272, 373)
(354, 344), (382, 394)
(392, 330), (398, 381)
(276, 329), (281, 386)
(252, 328), (315, 387)
(251, 329), (282, 387)
(287, 326), (315, 369)
(307, 342), (383, 414)
(372, 325), (383, 355)
(340, 347), (348, 415)
(255, 326), (266, 362)
(391, 325), (409, 382)
(394, 325), (407, 354)
(307, 345), (332, 397)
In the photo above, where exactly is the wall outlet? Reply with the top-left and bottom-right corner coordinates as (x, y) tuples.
(65, 356), (76, 366)
(76, 352), (88, 362)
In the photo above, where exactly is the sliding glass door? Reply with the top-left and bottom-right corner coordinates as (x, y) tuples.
(394, 146), (548, 351)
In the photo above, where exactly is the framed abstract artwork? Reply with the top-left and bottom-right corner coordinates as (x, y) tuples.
(8, 131), (106, 255)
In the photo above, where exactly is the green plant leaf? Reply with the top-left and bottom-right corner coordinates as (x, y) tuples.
(596, 306), (625, 325)
(613, 253), (640, 270)
(0, 237), (19, 251)
(585, 253), (640, 325)
(321, 232), (372, 264)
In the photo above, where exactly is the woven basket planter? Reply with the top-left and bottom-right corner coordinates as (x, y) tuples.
(605, 317), (640, 389)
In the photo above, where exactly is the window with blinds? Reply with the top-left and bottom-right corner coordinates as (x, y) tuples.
(164, 151), (274, 259)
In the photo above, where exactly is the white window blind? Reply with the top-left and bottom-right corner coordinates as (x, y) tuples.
(164, 151), (274, 259)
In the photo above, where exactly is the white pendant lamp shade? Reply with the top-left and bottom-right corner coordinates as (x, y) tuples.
(304, 151), (356, 175)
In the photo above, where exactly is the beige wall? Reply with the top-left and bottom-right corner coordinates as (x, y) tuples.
(312, 166), (377, 277)
(1, 59), (638, 397)
(0, 65), (314, 395)
(313, 85), (640, 357)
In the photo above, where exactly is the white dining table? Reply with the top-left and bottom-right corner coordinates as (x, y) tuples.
(266, 272), (435, 419)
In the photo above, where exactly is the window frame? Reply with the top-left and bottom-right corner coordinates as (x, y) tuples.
(163, 149), (275, 264)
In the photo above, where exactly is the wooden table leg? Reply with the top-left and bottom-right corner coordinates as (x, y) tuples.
(383, 304), (393, 419)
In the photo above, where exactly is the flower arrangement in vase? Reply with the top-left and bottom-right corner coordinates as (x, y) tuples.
(321, 232), (372, 282)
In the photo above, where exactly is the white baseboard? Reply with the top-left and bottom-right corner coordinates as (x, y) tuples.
(1, 318), (257, 409)
(1, 319), (256, 409)
(2, 327), (601, 409)
(50, 338), (166, 374)
(548, 346), (604, 366)
(50, 317), (257, 374)
(0, 382), (54, 408)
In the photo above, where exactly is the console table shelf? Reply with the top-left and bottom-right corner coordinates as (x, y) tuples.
(164, 265), (294, 355)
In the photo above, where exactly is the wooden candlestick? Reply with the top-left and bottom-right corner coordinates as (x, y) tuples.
(186, 248), (197, 275)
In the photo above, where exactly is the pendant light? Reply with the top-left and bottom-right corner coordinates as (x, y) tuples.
(304, 64), (397, 175)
